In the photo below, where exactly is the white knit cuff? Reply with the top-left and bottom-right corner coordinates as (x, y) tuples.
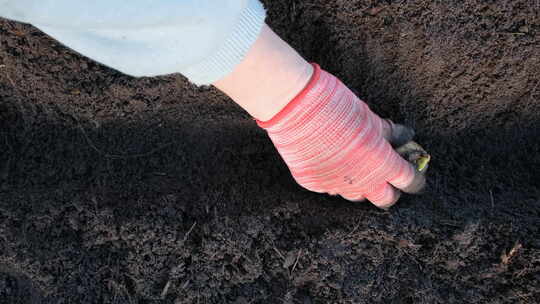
(182, 0), (266, 85)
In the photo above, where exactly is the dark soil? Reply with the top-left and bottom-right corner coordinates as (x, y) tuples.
(1, 0), (539, 303)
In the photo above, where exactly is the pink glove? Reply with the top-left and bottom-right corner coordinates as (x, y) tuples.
(257, 64), (423, 208)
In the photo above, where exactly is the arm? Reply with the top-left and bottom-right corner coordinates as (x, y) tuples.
(1, 0), (426, 208)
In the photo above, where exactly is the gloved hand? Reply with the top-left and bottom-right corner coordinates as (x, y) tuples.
(258, 64), (426, 209)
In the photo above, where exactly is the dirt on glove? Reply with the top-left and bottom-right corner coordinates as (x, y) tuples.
(1, 0), (539, 303)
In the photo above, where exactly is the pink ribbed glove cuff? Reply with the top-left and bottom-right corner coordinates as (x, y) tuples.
(257, 64), (415, 206)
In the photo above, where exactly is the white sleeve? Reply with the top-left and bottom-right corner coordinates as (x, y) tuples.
(0, 0), (266, 85)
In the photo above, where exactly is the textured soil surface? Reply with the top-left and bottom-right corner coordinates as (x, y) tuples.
(1, 1), (539, 303)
